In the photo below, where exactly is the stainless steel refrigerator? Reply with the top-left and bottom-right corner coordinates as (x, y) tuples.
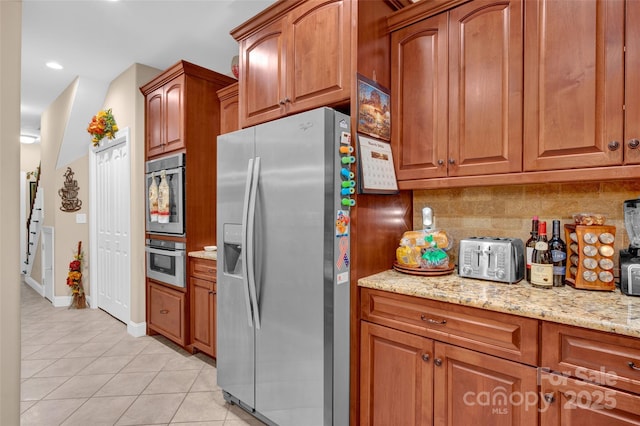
(216, 107), (351, 426)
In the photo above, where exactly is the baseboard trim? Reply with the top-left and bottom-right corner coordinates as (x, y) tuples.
(24, 276), (44, 296)
(52, 295), (72, 308)
(127, 321), (147, 337)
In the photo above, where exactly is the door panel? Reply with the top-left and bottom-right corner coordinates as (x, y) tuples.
(391, 13), (449, 180)
(96, 142), (130, 324)
(448, 0), (523, 176)
(523, 0), (624, 170)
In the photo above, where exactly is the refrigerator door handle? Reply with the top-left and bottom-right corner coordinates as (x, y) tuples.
(247, 156), (261, 329)
(240, 158), (255, 328)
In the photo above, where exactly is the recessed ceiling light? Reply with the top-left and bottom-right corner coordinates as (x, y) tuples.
(20, 135), (37, 144)
(46, 61), (63, 70)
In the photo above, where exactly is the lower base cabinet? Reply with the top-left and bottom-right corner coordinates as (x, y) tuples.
(147, 280), (187, 347)
(540, 373), (640, 425)
(189, 257), (217, 358)
(360, 321), (538, 426)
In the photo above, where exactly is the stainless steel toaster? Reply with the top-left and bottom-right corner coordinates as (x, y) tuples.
(458, 237), (525, 283)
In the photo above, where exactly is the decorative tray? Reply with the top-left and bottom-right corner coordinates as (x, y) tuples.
(392, 262), (455, 277)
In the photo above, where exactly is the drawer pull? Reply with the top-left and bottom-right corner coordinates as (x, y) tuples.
(544, 393), (555, 403)
(628, 361), (640, 371)
(422, 353), (430, 362)
(420, 314), (447, 325)
(434, 358), (443, 367)
(160, 309), (169, 314)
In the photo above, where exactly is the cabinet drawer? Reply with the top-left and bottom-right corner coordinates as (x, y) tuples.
(541, 322), (640, 395)
(361, 288), (538, 365)
(190, 257), (216, 281)
(148, 281), (186, 345)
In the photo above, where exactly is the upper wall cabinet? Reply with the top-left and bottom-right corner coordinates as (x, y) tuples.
(628, 0), (640, 165)
(140, 61), (236, 161)
(231, 0), (351, 128)
(145, 75), (186, 158)
(523, 0), (635, 171)
(390, 0), (523, 181)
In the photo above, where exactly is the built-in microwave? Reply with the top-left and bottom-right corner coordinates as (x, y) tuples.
(145, 239), (186, 288)
(145, 153), (185, 235)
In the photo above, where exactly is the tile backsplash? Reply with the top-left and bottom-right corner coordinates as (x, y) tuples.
(412, 180), (640, 267)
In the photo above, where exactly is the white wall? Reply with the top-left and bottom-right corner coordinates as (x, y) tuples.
(0, 0), (23, 423)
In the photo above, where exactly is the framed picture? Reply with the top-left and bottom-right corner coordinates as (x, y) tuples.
(356, 74), (391, 141)
(29, 181), (37, 207)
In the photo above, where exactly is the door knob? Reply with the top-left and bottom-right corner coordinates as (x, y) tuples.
(434, 358), (443, 367)
(628, 139), (640, 149)
(422, 353), (430, 362)
(608, 140), (620, 151)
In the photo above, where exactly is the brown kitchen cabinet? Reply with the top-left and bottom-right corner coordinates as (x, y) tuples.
(189, 257), (217, 358)
(540, 322), (640, 422)
(217, 82), (239, 135)
(231, 0), (351, 128)
(360, 288), (539, 425)
(147, 280), (188, 347)
(143, 74), (185, 158)
(539, 373), (640, 425)
(140, 60), (236, 160)
(523, 0), (627, 171)
(389, 0), (523, 181)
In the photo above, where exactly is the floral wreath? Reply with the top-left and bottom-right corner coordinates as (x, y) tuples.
(87, 108), (118, 147)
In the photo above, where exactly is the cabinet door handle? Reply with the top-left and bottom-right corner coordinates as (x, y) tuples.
(608, 140), (621, 151)
(420, 314), (447, 325)
(160, 309), (169, 314)
(437, 159), (445, 166)
(422, 353), (430, 362)
(628, 361), (640, 371)
(209, 290), (216, 295)
(543, 393), (555, 403)
(434, 358), (442, 367)
(628, 139), (640, 149)
(448, 158), (455, 165)
(279, 99), (287, 105)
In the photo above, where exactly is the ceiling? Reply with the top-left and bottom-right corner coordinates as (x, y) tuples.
(20, 0), (276, 142)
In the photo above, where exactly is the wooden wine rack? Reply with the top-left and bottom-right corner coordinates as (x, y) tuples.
(564, 224), (616, 291)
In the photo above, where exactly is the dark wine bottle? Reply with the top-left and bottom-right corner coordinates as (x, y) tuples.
(531, 221), (553, 289)
(549, 219), (567, 287)
(525, 216), (539, 283)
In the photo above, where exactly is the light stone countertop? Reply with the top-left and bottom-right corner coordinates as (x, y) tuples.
(358, 269), (640, 339)
(188, 250), (217, 261)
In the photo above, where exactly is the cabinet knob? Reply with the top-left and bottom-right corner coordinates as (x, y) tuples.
(437, 159), (445, 166)
(608, 140), (621, 151)
(628, 361), (640, 371)
(279, 99), (286, 105)
(434, 358), (443, 367)
(422, 353), (430, 362)
(543, 393), (556, 403)
(209, 290), (216, 295)
(628, 139), (640, 149)
(160, 309), (169, 314)
(448, 158), (455, 165)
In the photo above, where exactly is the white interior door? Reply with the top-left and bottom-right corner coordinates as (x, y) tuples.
(92, 133), (130, 324)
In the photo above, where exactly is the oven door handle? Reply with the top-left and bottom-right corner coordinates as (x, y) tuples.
(145, 246), (185, 257)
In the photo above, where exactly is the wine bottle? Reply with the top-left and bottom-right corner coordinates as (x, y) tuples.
(525, 216), (539, 283)
(549, 219), (567, 287)
(531, 221), (553, 289)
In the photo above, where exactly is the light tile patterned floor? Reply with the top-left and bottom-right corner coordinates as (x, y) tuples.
(20, 282), (266, 426)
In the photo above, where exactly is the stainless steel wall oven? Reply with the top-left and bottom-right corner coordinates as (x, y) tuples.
(145, 153), (185, 235)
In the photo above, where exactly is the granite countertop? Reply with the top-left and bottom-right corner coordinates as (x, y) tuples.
(188, 250), (217, 261)
(358, 270), (640, 339)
